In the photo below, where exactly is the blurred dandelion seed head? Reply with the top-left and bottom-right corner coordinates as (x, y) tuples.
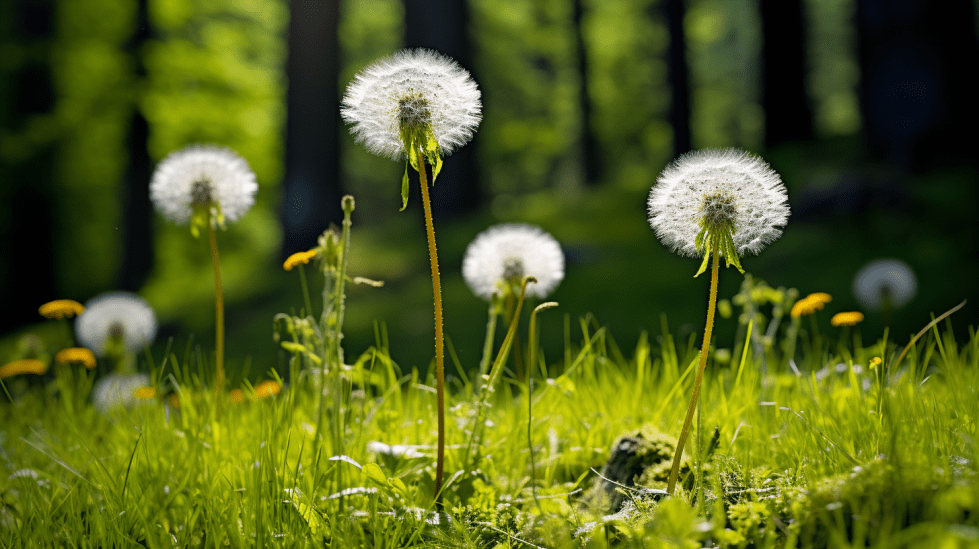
(852, 259), (917, 310)
(150, 145), (257, 225)
(648, 148), (789, 258)
(341, 48), (482, 160)
(76, 292), (157, 357)
(91, 373), (151, 412)
(463, 224), (565, 300)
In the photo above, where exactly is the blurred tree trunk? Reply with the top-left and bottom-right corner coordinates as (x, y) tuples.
(0, 0), (57, 333)
(118, 0), (154, 292)
(759, 0), (812, 147)
(573, 0), (601, 185)
(404, 0), (480, 218)
(662, 0), (691, 157)
(856, 0), (979, 169)
(282, 0), (343, 256)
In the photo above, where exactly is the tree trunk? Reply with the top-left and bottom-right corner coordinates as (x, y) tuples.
(282, 0), (343, 256)
(760, 0), (813, 147)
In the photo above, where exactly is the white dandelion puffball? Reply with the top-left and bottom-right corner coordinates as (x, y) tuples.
(150, 145), (257, 224)
(341, 48), (482, 160)
(648, 148), (790, 257)
(92, 373), (151, 412)
(76, 292), (158, 356)
(463, 224), (565, 300)
(852, 259), (917, 310)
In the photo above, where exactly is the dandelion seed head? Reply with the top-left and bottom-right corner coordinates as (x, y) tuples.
(91, 373), (151, 412)
(76, 292), (157, 356)
(341, 49), (482, 160)
(852, 259), (917, 310)
(462, 224), (565, 300)
(150, 145), (257, 225)
(648, 148), (789, 258)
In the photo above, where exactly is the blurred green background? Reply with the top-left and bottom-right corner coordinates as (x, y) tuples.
(2, 0), (977, 380)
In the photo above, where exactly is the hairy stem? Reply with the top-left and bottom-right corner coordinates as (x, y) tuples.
(416, 148), (446, 502)
(208, 223), (225, 397)
(667, 242), (720, 495)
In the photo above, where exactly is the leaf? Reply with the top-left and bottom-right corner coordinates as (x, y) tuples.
(389, 477), (409, 498)
(400, 162), (410, 212)
(327, 455), (362, 469)
(694, 252), (710, 278)
(362, 463), (388, 486)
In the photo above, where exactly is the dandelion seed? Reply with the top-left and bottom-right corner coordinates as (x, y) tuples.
(341, 48), (481, 162)
(283, 250), (317, 271)
(91, 373), (151, 412)
(38, 299), (85, 319)
(831, 311), (865, 327)
(791, 292), (833, 318)
(75, 292), (157, 357)
(852, 259), (917, 310)
(55, 347), (97, 369)
(254, 380), (281, 399)
(0, 359), (48, 379)
(648, 148), (789, 276)
(150, 145), (257, 231)
(462, 224), (565, 300)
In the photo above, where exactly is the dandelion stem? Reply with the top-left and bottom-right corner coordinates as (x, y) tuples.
(667, 241), (720, 495)
(415, 146), (446, 502)
(207, 222), (226, 397)
(298, 264), (314, 319)
(478, 297), (500, 383)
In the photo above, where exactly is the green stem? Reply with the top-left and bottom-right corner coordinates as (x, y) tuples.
(208, 223), (225, 397)
(415, 147), (446, 502)
(667, 242), (720, 495)
(298, 264), (313, 319)
(478, 297), (501, 384)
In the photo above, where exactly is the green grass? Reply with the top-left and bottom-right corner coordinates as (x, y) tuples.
(2, 294), (978, 547)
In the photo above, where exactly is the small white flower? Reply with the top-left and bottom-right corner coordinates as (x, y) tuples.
(91, 373), (151, 412)
(76, 292), (157, 356)
(462, 224), (565, 300)
(852, 259), (917, 310)
(341, 48), (482, 160)
(648, 148), (789, 259)
(150, 145), (257, 225)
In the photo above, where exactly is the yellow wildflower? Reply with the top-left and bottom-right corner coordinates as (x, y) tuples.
(869, 357), (882, 370)
(790, 292), (832, 318)
(38, 299), (85, 319)
(283, 250), (318, 271)
(831, 311), (865, 327)
(0, 359), (48, 379)
(229, 388), (245, 403)
(133, 387), (157, 400)
(254, 380), (282, 399)
(55, 347), (97, 369)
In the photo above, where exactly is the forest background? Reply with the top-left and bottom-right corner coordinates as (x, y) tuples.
(1, 0), (977, 376)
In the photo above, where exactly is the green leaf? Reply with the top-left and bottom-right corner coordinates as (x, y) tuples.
(362, 463), (388, 486)
(432, 152), (443, 183)
(389, 477), (409, 498)
(694, 252), (711, 278)
(400, 162), (410, 212)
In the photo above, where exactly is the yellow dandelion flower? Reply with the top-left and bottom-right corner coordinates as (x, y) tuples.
(38, 299), (85, 319)
(283, 250), (318, 271)
(791, 294), (831, 318)
(55, 347), (97, 369)
(0, 359), (48, 379)
(869, 357), (882, 370)
(831, 311), (865, 327)
(133, 386), (157, 399)
(253, 380), (282, 399)
(229, 388), (245, 403)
